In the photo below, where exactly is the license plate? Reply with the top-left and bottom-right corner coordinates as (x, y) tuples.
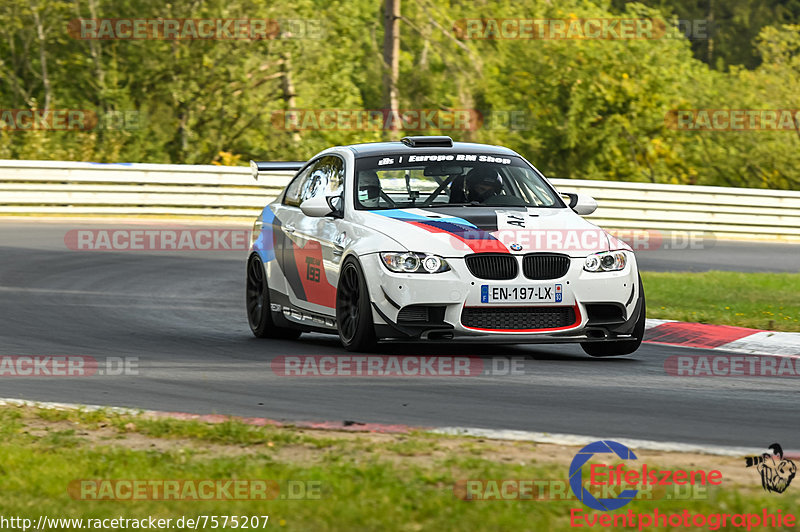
(480, 284), (562, 304)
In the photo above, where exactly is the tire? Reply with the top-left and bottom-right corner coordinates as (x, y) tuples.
(581, 276), (646, 357)
(336, 257), (377, 352)
(246, 254), (301, 339)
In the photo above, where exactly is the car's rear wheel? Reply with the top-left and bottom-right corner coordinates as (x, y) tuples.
(246, 254), (301, 339)
(336, 258), (377, 352)
(581, 277), (646, 357)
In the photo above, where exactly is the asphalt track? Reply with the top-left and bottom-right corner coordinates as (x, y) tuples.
(1, 221), (798, 449)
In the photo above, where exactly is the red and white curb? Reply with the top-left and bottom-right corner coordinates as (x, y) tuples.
(0, 397), (785, 457)
(644, 319), (800, 357)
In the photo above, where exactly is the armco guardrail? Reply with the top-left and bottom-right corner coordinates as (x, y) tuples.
(0, 160), (294, 218)
(1, 159), (799, 241)
(553, 178), (800, 240)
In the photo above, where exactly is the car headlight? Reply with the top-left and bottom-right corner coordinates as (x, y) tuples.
(584, 251), (627, 272)
(380, 252), (450, 273)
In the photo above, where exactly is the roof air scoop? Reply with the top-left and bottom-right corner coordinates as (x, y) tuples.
(400, 136), (454, 148)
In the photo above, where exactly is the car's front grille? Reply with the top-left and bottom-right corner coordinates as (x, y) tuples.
(465, 254), (518, 280)
(522, 254), (571, 280)
(461, 306), (576, 330)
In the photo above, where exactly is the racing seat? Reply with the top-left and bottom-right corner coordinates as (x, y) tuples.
(449, 175), (467, 203)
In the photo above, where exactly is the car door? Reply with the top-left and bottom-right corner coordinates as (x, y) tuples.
(279, 155), (345, 315)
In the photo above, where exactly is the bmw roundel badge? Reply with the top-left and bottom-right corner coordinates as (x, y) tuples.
(510, 243), (523, 251)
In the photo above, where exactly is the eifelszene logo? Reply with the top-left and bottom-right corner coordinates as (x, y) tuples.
(569, 440), (639, 511)
(569, 440), (723, 512)
(745, 443), (797, 494)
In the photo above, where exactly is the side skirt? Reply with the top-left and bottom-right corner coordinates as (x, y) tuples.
(269, 289), (338, 335)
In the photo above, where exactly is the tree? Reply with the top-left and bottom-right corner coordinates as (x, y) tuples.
(382, 0), (400, 139)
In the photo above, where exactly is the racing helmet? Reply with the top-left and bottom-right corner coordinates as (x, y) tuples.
(465, 166), (503, 202)
(358, 171), (382, 208)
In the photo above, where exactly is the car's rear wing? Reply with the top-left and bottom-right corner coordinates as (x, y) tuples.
(249, 160), (306, 180)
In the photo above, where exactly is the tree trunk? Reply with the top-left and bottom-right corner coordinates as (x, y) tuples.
(707, 0), (714, 64)
(281, 53), (301, 144)
(86, 0), (106, 94)
(78, 0), (107, 144)
(382, 0), (400, 140)
(29, 0), (52, 109)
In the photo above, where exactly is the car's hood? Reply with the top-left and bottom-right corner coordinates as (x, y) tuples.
(358, 206), (624, 257)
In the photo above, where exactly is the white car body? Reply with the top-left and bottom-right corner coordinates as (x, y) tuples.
(247, 137), (644, 355)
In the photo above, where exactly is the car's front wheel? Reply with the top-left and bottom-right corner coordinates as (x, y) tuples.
(336, 258), (377, 352)
(581, 277), (646, 357)
(246, 254), (301, 339)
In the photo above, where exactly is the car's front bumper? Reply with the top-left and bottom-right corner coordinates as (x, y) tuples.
(361, 252), (642, 342)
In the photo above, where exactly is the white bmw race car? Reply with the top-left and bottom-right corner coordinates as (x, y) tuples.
(246, 136), (645, 356)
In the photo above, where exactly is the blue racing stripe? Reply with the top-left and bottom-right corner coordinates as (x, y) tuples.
(253, 206), (277, 262)
(371, 209), (478, 228)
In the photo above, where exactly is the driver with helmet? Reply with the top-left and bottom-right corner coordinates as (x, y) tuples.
(464, 166), (504, 203)
(358, 171), (382, 208)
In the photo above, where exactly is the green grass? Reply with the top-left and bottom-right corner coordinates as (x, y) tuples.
(1, 406), (799, 531)
(643, 271), (800, 332)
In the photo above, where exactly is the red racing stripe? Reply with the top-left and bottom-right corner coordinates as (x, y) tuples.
(406, 221), (509, 253)
(290, 239), (337, 308)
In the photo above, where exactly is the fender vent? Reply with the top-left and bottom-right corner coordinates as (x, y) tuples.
(397, 305), (446, 324)
(398, 306), (429, 322)
(585, 303), (626, 325)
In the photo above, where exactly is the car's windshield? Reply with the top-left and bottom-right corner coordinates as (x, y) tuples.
(353, 153), (563, 210)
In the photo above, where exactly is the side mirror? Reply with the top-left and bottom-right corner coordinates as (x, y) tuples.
(300, 194), (341, 217)
(563, 193), (598, 216)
